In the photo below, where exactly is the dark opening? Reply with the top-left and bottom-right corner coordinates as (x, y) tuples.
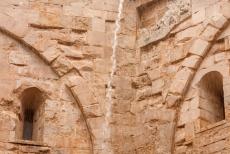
(199, 71), (225, 124)
(21, 87), (43, 141)
(23, 109), (34, 140)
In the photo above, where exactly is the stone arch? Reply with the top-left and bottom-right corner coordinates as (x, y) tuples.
(0, 23), (97, 153)
(165, 1), (230, 152)
(198, 71), (225, 124)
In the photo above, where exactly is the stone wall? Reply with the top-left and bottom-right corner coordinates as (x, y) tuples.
(1, 0), (230, 154)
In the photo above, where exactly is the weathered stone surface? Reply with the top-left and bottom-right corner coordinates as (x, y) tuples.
(200, 25), (219, 41)
(0, 0), (229, 154)
(132, 74), (151, 89)
(170, 68), (194, 94)
(189, 39), (210, 57)
(182, 55), (202, 69)
(51, 56), (74, 76)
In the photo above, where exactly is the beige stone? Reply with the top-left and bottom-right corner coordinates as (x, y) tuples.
(166, 94), (181, 108)
(225, 36), (230, 51)
(200, 25), (219, 41)
(220, 1), (230, 19)
(87, 31), (106, 46)
(0, 0), (230, 154)
(92, 17), (105, 32)
(51, 56), (74, 76)
(189, 39), (210, 57)
(210, 13), (228, 29)
(175, 24), (204, 43)
(192, 9), (205, 25)
(170, 68), (194, 94)
(182, 55), (202, 69)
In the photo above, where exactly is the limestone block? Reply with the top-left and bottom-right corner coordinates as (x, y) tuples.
(92, 17), (105, 32)
(181, 100), (190, 113)
(83, 104), (102, 118)
(9, 50), (28, 66)
(142, 108), (175, 123)
(51, 56), (73, 76)
(118, 35), (136, 49)
(192, 9), (205, 25)
(185, 122), (195, 141)
(87, 31), (106, 46)
(170, 68), (194, 94)
(225, 36), (230, 51)
(155, 122), (175, 154)
(200, 55), (214, 69)
(214, 52), (227, 62)
(166, 94), (181, 108)
(200, 108), (219, 122)
(0, 12), (28, 38)
(175, 146), (188, 154)
(167, 44), (187, 63)
(131, 74), (151, 89)
(209, 13), (228, 29)
(113, 76), (132, 90)
(111, 113), (136, 126)
(190, 97), (199, 110)
(192, 0), (219, 13)
(82, 45), (104, 59)
(73, 60), (93, 72)
(152, 78), (164, 91)
(70, 81), (98, 107)
(200, 25), (219, 41)
(182, 55), (202, 69)
(175, 128), (185, 144)
(171, 18), (192, 35)
(87, 117), (104, 137)
(91, 0), (106, 10)
(203, 139), (225, 153)
(94, 59), (111, 73)
(113, 99), (131, 114)
(178, 109), (200, 126)
(59, 45), (84, 59)
(0, 111), (17, 141)
(175, 24), (204, 43)
(74, 16), (91, 31)
(224, 84), (230, 97)
(41, 46), (62, 63)
(189, 39), (210, 57)
(147, 68), (161, 81)
(114, 88), (135, 100)
(184, 87), (196, 101)
(63, 3), (84, 16)
(130, 99), (149, 113)
(218, 24), (230, 40)
(220, 1), (230, 19)
(205, 4), (222, 19)
(136, 86), (161, 101)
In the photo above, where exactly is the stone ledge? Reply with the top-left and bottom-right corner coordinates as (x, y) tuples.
(8, 139), (49, 147)
(196, 120), (227, 134)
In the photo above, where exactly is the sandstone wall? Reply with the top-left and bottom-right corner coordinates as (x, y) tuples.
(1, 0), (230, 154)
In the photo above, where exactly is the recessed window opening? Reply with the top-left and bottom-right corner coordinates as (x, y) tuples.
(21, 87), (43, 141)
(199, 71), (225, 125)
(23, 109), (34, 140)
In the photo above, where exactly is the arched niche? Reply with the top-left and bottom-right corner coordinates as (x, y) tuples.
(0, 33), (91, 153)
(197, 71), (225, 125)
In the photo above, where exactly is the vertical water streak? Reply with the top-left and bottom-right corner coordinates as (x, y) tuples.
(103, 0), (124, 153)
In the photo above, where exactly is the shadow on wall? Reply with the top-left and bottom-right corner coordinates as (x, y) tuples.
(198, 71), (225, 127)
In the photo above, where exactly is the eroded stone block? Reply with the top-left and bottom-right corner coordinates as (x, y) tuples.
(189, 39), (210, 57)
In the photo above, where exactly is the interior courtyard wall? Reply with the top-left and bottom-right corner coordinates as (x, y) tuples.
(1, 0), (230, 154)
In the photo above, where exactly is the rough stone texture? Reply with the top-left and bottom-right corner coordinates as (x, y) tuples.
(0, 0), (230, 154)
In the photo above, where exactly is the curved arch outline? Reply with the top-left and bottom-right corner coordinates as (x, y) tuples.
(166, 6), (230, 153)
(0, 24), (95, 154)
